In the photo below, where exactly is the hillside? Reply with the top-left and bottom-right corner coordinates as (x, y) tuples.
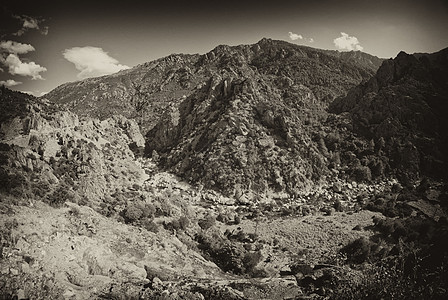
(0, 87), (388, 299)
(330, 47), (448, 183)
(2, 41), (448, 299)
(145, 44), (448, 199)
(46, 39), (384, 199)
(45, 39), (382, 133)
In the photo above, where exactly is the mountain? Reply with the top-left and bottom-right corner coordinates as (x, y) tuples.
(330, 47), (448, 183)
(44, 39), (383, 199)
(45, 39), (382, 133)
(2, 41), (448, 299)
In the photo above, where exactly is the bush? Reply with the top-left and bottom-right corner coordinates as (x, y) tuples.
(216, 212), (229, 223)
(333, 200), (343, 212)
(196, 232), (263, 276)
(165, 216), (191, 232)
(141, 203), (156, 219)
(234, 215), (241, 225)
(198, 215), (215, 231)
(178, 216), (190, 230)
(341, 237), (372, 264)
(242, 251), (263, 274)
(352, 165), (372, 182)
(142, 220), (159, 233)
(124, 205), (143, 223)
(46, 185), (74, 208)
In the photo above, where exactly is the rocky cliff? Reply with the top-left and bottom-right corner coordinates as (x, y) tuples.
(330, 47), (448, 183)
(0, 86), (146, 209)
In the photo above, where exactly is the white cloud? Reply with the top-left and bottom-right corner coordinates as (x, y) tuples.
(4, 54), (47, 80)
(41, 26), (49, 36)
(13, 15), (48, 36)
(288, 32), (303, 41)
(288, 32), (314, 43)
(333, 32), (364, 51)
(0, 79), (22, 87)
(63, 46), (129, 79)
(0, 40), (35, 54)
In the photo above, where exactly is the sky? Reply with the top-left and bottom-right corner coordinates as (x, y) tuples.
(0, 0), (447, 96)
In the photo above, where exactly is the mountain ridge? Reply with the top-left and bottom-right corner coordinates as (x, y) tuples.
(44, 38), (383, 133)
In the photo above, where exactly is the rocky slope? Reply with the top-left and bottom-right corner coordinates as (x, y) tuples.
(0, 86), (146, 210)
(2, 41), (448, 299)
(0, 88), (387, 299)
(145, 46), (448, 199)
(44, 39), (448, 201)
(45, 39), (382, 133)
(330, 47), (448, 183)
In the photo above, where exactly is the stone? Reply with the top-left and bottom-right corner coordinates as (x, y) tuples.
(21, 262), (30, 273)
(332, 182), (342, 193)
(82, 247), (115, 276)
(117, 263), (147, 281)
(152, 277), (163, 289)
(10, 268), (19, 276)
(63, 289), (76, 299)
(17, 289), (25, 300)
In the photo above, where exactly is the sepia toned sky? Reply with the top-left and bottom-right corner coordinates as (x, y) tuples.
(1, 0), (447, 96)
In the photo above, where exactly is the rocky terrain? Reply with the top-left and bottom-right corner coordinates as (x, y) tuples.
(45, 39), (382, 133)
(1, 39), (448, 299)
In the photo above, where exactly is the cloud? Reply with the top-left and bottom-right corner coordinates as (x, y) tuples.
(0, 40), (35, 54)
(4, 53), (47, 80)
(13, 14), (48, 36)
(288, 32), (314, 43)
(0, 40), (47, 80)
(288, 32), (303, 41)
(333, 32), (363, 51)
(63, 46), (129, 79)
(0, 79), (22, 87)
(40, 26), (49, 36)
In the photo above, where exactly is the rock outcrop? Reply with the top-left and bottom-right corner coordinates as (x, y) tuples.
(0, 88), (146, 208)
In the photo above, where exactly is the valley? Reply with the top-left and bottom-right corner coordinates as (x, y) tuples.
(1, 39), (447, 299)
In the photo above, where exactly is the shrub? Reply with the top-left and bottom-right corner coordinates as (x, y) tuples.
(124, 205), (143, 223)
(131, 183), (141, 191)
(142, 220), (159, 233)
(154, 197), (172, 217)
(352, 165), (372, 182)
(216, 212), (229, 223)
(333, 200), (343, 212)
(68, 206), (80, 217)
(341, 237), (372, 264)
(234, 215), (241, 225)
(178, 216), (190, 230)
(46, 185), (74, 208)
(242, 251), (263, 274)
(165, 219), (181, 232)
(141, 203), (156, 219)
(198, 215), (216, 231)
(196, 232), (263, 276)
